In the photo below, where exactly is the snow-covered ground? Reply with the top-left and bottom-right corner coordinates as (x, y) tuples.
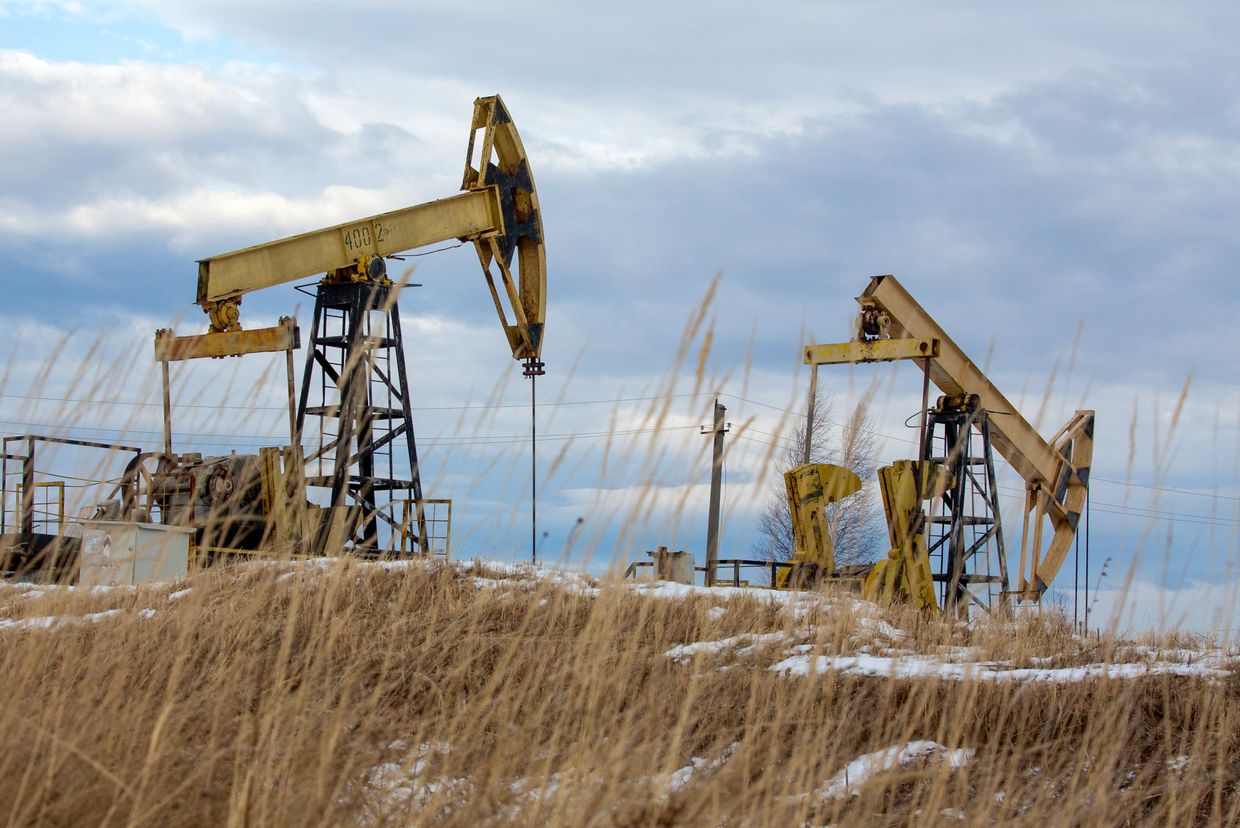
(3, 557), (1236, 687)
(769, 652), (1228, 682)
(810, 741), (975, 802)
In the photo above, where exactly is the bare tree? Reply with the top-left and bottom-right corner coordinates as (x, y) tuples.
(827, 402), (883, 563)
(753, 390), (883, 567)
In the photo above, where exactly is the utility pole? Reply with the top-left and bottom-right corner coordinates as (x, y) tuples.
(702, 398), (730, 587)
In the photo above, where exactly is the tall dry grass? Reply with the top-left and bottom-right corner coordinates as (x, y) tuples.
(0, 559), (1237, 826)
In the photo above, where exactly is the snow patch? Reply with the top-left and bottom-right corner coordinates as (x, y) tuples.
(856, 615), (906, 641)
(664, 632), (791, 663)
(0, 608), (121, 631)
(1167, 755), (1190, 772)
(361, 741), (461, 822)
(665, 742), (737, 792)
(816, 740), (974, 801)
(771, 653), (1229, 682)
(91, 584), (136, 594)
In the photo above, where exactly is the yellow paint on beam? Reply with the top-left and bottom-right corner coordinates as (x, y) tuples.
(804, 337), (939, 365)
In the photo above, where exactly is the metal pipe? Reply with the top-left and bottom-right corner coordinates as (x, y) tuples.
(916, 357), (931, 463)
(531, 370), (537, 565)
(1084, 484), (1091, 632)
(803, 363), (818, 465)
(161, 361), (173, 456)
(286, 347), (299, 450)
(21, 437), (34, 536)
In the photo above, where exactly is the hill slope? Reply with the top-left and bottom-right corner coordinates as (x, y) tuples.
(1, 559), (1236, 826)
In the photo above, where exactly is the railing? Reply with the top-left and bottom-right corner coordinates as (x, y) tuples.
(11, 481), (65, 536)
(624, 556), (813, 589)
(623, 560), (654, 579)
(703, 558), (805, 588)
(396, 498), (452, 559)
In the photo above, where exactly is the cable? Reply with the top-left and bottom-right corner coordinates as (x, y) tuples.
(1090, 475), (1240, 503)
(0, 416), (704, 451)
(728, 394), (1238, 503)
(1087, 505), (1236, 530)
(0, 390), (708, 414)
(395, 241), (466, 258)
(720, 392), (921, 446)
(4, 384), (1235, 508)
(994, 483), (1240, 528)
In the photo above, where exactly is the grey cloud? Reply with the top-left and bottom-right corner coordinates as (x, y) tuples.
(122, 1), (1219, 108)
(0, 53), (427, 211)
(3, 39), (1236, 397)
(521, 67), (1240, 392)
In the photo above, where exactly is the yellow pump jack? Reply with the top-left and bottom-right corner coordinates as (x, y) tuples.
(777, 459), (946, 611)
(780, 275), (1094, 613)
(142, 95), (546, 559)
(862, 460), (948, 611)
(776, 463), (861, 589)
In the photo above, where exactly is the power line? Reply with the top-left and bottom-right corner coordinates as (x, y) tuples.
(1090, 475), (1240, 503)
(0, 390), (708, 414)
(3, 387), (1236, 507)
(724, 394), (1235, 505)
(1086, 505), (1239, 530)
(0, 416), (703, 451)
(732, 429), (1240, 532)
(3, 417), (1234, 532)
(992, 483), (1240, 530)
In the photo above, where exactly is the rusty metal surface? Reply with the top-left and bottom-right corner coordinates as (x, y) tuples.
(196, 190), (498, 304)
(155, 317), (300, 362)
(804, 337), (939, 365)
(857, 275), (1094, 600)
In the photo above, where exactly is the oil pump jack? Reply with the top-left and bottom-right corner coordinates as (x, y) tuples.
(131, 95), (545, 560)
(780, 276), (1094, 614)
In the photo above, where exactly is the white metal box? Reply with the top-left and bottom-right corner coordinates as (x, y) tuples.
(647, 547), (695, 584)
(77, 520), (194, 587)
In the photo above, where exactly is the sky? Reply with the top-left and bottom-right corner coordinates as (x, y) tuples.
(0, 0), (1237, 634)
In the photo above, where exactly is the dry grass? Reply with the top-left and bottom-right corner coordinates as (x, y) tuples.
(1, 559), (1238, 827)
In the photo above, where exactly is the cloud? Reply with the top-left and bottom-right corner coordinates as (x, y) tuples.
(2, 184), (406, 254)
(1085, 571), (1240, 638)
(115, 1), (1201, 106)
(0, 50), (450, 213)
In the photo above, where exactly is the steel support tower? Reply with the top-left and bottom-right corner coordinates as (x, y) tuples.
(296, 280), (427, 555)
(921, 394), (1008, 614)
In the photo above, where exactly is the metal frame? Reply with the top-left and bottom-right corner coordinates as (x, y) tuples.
(399, 498), (452, 559)
(856, 276), (1094, 601)
(920, 395), (1008, 614)
(1, 434), (142, 536)
(624, 557), (870, 593)
(297, 281), (427, 555)
(802, 275), (1095, 606)
(0, 435), (142, 579)
(12, 481), (65, 536)
(154, 317), (300, 455)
